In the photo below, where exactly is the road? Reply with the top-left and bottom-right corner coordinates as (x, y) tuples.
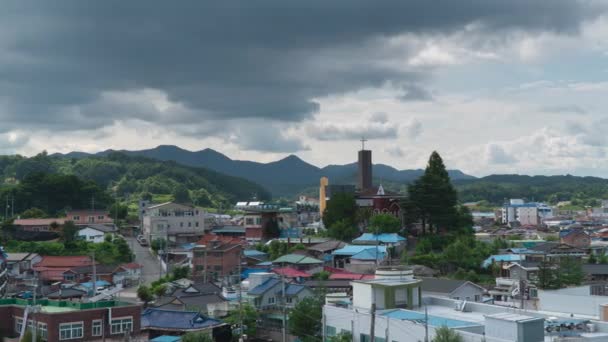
(120, 236), (162, 301)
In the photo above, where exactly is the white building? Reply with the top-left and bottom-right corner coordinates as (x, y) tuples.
(501, 199), (553, 226)
(142, 202), (206, 245)
(76, 225), (116, 243)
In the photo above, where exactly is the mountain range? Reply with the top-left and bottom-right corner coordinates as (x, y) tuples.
(54, 145), (476, 197)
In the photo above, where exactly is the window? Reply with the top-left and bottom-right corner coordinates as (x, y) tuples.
(194, 251), (205, 258)
(375, 338), (386, 342)
(286, 297), (293, 304)
(180, 222), (184, 227)
(98, 215), (104, 220)
(92, 320), (103, 337)
(474, 295), (481, 302)
(214, 265), (222, 271)
(360, 334), (370, 342)
(15, 317), (23, 335)
(38, 322), (48, 341)
(326, 326), (337, 337)
(195, 222), (199, 227)
(59, 322), (83, 340)
(73, 216), (80, 221)
(64, 274), (74, 281)
(245, 218), (254, 225)
(111, 317), (133, 335)
(188, 222), (192, 227)
(268, 297), (275, 304)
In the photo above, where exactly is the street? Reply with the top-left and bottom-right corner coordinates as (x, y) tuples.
(119, 236), (162, 301)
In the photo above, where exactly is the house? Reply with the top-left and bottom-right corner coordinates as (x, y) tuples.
(243, 249), (268, 266)
(352, 233), (406, 246)
(62, 264), (117, 284)
(323, 266), (375, 281)
(211, 225), (246, 238)
(523, 242), (586, 263)
(560, 228), (591, 248)
(307, 240), (346, 261)
(272, 253), (323, 272)
(76, 225), (117, 243)
(506, 261), (540, 282)
(13, 218), (66, 232)
(32, 256), (93, 283)
(5, 252), (41, 279)
(271, 267), (312, 281)
(113, 262), (143, 287)
(142, 202), (206, 245)
(420, 278), (486, 302)
(141, 308), (229, 341)
(66, 209), (114, 225)
(192, 235), (244, 281)
(241, 203), (282, 242)
(583, 264), (608, 281)
(45, 287), (87, 300)
(0, 298), (141, 342)
(331, 245), (387, 272)
(155, 282), (229, 318)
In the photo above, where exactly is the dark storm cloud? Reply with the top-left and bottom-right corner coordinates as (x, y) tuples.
(0, 0), (602, 136)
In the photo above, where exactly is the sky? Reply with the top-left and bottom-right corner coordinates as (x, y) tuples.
(2, 1), (608, 177)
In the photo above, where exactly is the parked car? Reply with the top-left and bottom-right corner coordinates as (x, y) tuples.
(139, 238), (149, 246)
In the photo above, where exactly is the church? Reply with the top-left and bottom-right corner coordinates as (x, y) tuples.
(320, 139), (406, 219)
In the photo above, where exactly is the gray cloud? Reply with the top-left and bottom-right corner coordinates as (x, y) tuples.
(400, 84), (434, 102)
(229, 123), (309, 153)
(306, 114), (400, 141)
(0, 0), (602, 137)
(386, 146), (407, 158)
(485, 144), (517, 164)
(540, 104), (587, 114)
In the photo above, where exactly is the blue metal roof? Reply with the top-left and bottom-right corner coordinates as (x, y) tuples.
(79, 280), (111, 288)
(332, 245), (387, 256)
(352, 248), (386, 261)
(244, 250), (267, 257)
(248, 278), (280, 296)
(150, 336), (181, 342)
(280, 228), (301, 238)
(242, 268), (270, 279)
(353, 233), (406, 244)
(482, 254), (523, 268)
(383, 309), (480, 328)
(141, 309), (223, 330)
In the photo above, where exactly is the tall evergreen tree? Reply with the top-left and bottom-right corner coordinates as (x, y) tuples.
(408, 151), (459, 234)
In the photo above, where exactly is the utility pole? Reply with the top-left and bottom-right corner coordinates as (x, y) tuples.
(424, 306), (429, 342)
(282, 274), (287, 342)
(4, 196), (7, 220)
(91, 250), (97, 297)
(11, 195), (14, 217)
(370, 303), (376, 342)
(237, 249), (244, 341)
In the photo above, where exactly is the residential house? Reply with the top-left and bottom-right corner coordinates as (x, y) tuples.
(307, 240), (346, 261)
(155, 282), (229, 318)
(560, 227), (591, 249)
(241, 203), (282, 242)
(113, 262), (143, 287)
(32, 256), (93, 283)
(66, 209), (114, 225)
(243, 249), (268, 266)
(583, 264), (608, 281)
(523, 242), (586, 263)
(211, 225), (246, 238)
(5, 253), (41, 279)
(352, 233), (406, 246)
(420, 278), (486, 302)
(271, 267), (312, 282)
(331, 245), (388, 273)
(142, 202), (206, 245)
(323, 266), (375, 281)
(302, 279), (353, 294)
(506, 261), (540, 283)
(13, 218), (66, 232)
(45, 287), (87, 300)
(192, 235), (244, 281)
(0, 298), (141, 342)
(141, 308), (229, 341)
(62, 264), (117, 284)
(76, 225), (117, 243)
(272, 253), (323, 272)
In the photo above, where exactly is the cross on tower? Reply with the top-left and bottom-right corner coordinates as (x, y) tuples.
(360, 137), (367, 150)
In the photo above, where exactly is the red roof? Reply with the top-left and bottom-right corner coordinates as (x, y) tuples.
(329, 273), (375, 280)
(33, 256), (93, 269)
(120, 262), (143, 270)
(14, 218), (66, 226)
(272, 267), (312, 278)
(196, 234), (245, 246)
(36, 269), (68, 281)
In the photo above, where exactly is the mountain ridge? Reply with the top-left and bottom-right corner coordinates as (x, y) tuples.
(52, 145), (475, 197)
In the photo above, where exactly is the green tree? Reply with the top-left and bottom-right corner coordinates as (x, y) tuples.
(152, 284), (167, 297)
(537, 260), (559, 290)
(408, 151), (460, 235)
(327, 218), (359, 242)
(20, 207), (47, 219)
(172, 184), (191, 203)
(61, 221), (79, 242)
(288, 296), (323, 342)
(588, 253), (598, 264)
(432, 326), (463, 342)
(172, 265), (191, 280)
(137, 285), (153, 305)
(108, 203), (128, 220)
(225, 303), (259, 338)
(151, 238), (167, 253)
(322, 193), (357, 230)
(369, 213), (401, 234)
(558, 257), (584, 286)
(181, 332), (213, 342)
(114, 237), (133, 262)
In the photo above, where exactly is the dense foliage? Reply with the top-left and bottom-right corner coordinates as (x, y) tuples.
(288, 295), (324, 342)
(432, 326), (463, 342)
(368, 213), (401, 234)
(322, 193), (360, 241)
(537, 257), (584, 289)
(225, 303), (259, 339)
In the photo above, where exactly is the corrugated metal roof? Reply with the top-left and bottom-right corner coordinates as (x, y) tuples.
(351, 249), (386, 261)
(353, 233), (406, 244)
(272, 254), (322, 264)
(141, 308), (224, 330)
(482, 254), (522, 268)
(332, 245), (387, 256)
(248, 278), (280, 296)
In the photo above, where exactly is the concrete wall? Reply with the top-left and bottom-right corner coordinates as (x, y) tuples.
(452, 283), (485, 302)
(538, 287), (608, 317)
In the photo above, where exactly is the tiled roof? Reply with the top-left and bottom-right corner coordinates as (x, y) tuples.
(308, 240), (346, 253)
(14, 218), (66, 226)
(65, 264), (116, 275)
(351, 249), (386, 261)
(79, 224), (117, 233)
(353, 233), (406, 244)
(284, 284), (308, 296)
(120, 262), (143, 270)
(141, 308), (224, 330)
(272, 254), (322, 265)
(420, 278), (471, 294)
(248, 278), (280, 296)
(46, 288), (87, 299)
(5, 253), (34, 262)
(34, 256), (92, 268)
(272, 267), (312, 278)
(244, 250), (267, 257)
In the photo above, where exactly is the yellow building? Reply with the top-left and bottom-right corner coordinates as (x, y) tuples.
(319, 177), (328, 217)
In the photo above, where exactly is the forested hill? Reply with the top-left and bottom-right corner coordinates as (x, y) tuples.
(0, 152), (271, 214)
(54, 145), (475, 197)
(454, 174), (608, 205)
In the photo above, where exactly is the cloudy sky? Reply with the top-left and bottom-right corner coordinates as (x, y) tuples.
(2, 1), (608, 177)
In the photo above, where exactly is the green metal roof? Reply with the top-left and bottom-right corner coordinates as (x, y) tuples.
(272, 254), (322, 264)
(0, 298), (133, 310)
